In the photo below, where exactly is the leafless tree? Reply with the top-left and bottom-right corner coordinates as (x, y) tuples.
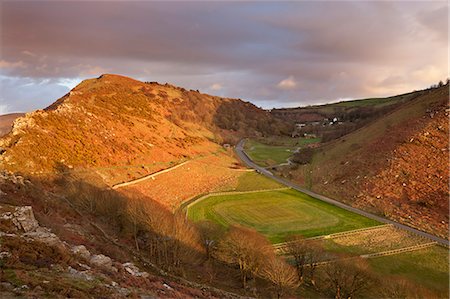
(323, 257), (372, 299)
(215, 226), (273, 289)
(196, 220), (224, 260)
(285, 236), (324, 285)
(261, 257), (299, 298)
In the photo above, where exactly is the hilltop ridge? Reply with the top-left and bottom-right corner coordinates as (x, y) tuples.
(0, 74), (288, 183)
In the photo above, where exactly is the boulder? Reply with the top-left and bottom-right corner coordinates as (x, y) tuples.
(71, 245), (91, 260)
(90, 254), (113, 271)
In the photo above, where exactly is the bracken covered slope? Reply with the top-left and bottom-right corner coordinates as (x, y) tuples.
(0, 74), (287, 183)
(286, 85), (449, 238)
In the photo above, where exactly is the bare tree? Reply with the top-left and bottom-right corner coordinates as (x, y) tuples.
(285, 235), (308, 281)
(261, 257), (299, 298)
(305, 240), (324, 286)
(285, 236), (324, 285)
(215, 226), (272, 289)
(323, 257), (372, 299)
(196, 220), (224, 260)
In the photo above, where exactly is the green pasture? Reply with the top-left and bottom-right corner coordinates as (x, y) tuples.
(187, 188), (379, 243)
(368, 245), (449, 296)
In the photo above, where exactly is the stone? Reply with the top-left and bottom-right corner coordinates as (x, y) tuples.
(90, 254), (113, 270)
(71, 245), (91, 260)
(67, 266), (93, 281)
(6, 206), (39, 233)
(24, 227), (61, 246)
(122, 262), (149, 278)
(0, 251), (11, 259)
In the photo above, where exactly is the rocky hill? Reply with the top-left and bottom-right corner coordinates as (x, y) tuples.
(283, 84), (449, 238)
(0, 74), (288, 183)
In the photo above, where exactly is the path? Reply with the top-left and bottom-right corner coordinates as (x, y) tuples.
(112, 161), (190, 189)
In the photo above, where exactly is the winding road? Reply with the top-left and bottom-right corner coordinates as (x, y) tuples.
(235, 139), (449, 247)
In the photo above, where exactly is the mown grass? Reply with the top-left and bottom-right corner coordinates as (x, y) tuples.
(244, 137), (321, 167)
(187, 189), (379, 243)
(368, 245), (449, 296)
(244, 140), (296, 166)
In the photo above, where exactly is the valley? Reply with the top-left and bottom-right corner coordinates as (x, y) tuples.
(0, 75), (448, 298)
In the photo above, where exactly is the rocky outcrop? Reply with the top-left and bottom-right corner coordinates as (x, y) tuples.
(0, 204), (62, 247)
(0, 205), (39, 233)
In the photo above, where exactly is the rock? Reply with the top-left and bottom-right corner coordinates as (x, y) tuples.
(67, 266), (93, 281)
(0, 206), (39, 233)
(78, 263), (91, 270)
(71, 245), (91, 260)
(0, 251), (11, 259)
(123, 262), (149, 278)
(90, 254), (113, 270)
(24, 227), (61, 246)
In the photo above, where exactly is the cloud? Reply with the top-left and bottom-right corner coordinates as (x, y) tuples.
(277, 76), (297, 90)
(0, 1), (447, 112)
(209, 83), (222, 91)
(0, 104), (9, 115)
(0, 60), (25, 70)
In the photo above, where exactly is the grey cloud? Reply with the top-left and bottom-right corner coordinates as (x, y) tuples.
(0, 1), (447, 113)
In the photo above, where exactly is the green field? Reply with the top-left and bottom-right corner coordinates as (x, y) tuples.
(244, 137), (320, 167)
(244, 140), (296, 166)
(368, 245), (449, 296)
(187, 189), (379, 243)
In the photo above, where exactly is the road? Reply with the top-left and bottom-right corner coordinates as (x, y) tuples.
(235, 139), (449, 247)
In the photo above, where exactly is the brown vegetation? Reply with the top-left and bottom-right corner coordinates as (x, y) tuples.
(284, 85), (449, 238)
(0, 74), (288, 183)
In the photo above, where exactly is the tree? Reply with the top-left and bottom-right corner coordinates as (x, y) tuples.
(305, 240), (325, 286)
(261, 257), (299, 298)
(323, 257), (372, 299)
(285, 236), (324, 284)
(285, 235), (308, 281)
(215, 226), (272, 289)
(196, 220), (225, 260)
(291, 147), (314, 165)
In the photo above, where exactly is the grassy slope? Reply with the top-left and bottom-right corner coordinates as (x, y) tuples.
(244, 140), (296, 166)
(187, 188), (379, 243)
(233, 171), (284, 191)
(324, 91), (421, 108)
(244, 137), (320, 167)
(368, 245), (449, 296)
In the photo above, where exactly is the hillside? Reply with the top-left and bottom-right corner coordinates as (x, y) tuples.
(0, 113), (24, 137)
(0, 75), (293, 297)
(282, 85), (449, 238)
(272, 90), (426, 141)
(0, 74), (288, 184)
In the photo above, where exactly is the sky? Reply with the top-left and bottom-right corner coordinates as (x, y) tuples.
(0, 1), (448, 114)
